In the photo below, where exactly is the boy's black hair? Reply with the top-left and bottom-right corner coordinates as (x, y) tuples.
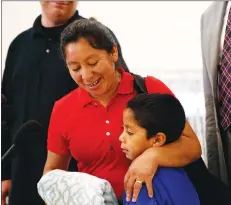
(126, 93), (186, 144)
(60, 18), (129, 71)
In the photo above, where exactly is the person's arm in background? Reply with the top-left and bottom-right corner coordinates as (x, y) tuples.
(1, 40), (16, 205)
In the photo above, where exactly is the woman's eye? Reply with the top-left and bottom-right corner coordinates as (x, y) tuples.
(88, 61), (98, 66)
(72, 67), (81, 72)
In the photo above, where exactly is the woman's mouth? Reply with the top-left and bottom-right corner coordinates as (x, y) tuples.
(86, 78), (101, 89)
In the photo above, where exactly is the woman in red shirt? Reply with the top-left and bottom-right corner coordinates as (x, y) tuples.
(43, 18), (201, 203)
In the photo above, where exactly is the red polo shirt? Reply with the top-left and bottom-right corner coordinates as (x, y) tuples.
(47, 70), (174, 198)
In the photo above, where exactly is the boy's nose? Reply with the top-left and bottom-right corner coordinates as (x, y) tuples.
(119, 134), (124, 142)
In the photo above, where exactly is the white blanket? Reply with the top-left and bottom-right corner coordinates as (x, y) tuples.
(37, 169), (119, 205)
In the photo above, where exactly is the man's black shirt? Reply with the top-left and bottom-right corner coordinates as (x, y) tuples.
(1, 11), (83, 205)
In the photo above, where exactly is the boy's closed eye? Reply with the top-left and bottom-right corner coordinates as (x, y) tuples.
(126, 130), (134, 136)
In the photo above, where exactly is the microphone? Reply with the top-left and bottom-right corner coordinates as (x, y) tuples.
(1, 120), (45, 164)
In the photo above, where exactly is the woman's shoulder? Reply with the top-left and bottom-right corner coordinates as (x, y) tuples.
(145, 76), (174, 95)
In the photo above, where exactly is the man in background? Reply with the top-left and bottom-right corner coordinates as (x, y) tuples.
(1, 1), (128, 205)
(201, 1), (231, 187)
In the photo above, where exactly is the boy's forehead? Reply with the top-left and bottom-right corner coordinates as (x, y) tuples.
(123, 108), (134, 119)
(123, 108), (137, 125)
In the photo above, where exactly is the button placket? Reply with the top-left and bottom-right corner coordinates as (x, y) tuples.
(105, 118), (113, 150)
(106, 119), (110, 136)
(46, 37), (52, 53)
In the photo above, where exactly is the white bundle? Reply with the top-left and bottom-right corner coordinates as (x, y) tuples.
(37, 169), (119, 205)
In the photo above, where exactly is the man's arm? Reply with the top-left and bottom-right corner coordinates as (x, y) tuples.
(1, 40), (16, 205)
(1, 41), (15, 181)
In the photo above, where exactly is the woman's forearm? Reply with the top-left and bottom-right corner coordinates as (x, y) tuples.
(149, 135), (201, 167)
(43, 151), (71, 175)
(147, 121), (202, 167)
(43, 165), (59, 176)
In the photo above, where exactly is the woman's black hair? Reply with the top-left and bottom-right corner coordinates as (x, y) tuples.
(60, 18), (129, 72)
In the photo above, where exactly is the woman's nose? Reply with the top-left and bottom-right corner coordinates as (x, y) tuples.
(81, 67), (94, 81)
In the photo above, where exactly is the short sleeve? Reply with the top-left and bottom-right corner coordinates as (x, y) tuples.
(47, 102), (70, 156)
(145, 76), (175, 96)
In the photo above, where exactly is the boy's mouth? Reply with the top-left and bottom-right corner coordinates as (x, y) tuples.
(121, 146), (128, 153)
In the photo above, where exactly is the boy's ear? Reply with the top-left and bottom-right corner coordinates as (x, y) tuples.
(151, 132), (166, 147)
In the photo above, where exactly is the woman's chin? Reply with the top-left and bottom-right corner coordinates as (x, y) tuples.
(88, 90), (104, 99)
(87, 88), (109, 100)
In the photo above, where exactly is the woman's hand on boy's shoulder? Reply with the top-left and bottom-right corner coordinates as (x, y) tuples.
(124, 148), (158, 202)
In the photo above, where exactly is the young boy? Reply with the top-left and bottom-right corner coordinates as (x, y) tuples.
(119, 93), (200, 205)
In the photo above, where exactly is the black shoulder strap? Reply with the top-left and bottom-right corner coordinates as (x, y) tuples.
(130, 73), (147, 94)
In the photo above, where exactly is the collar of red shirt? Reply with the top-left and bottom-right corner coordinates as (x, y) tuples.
(77, 68), (134, 107)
